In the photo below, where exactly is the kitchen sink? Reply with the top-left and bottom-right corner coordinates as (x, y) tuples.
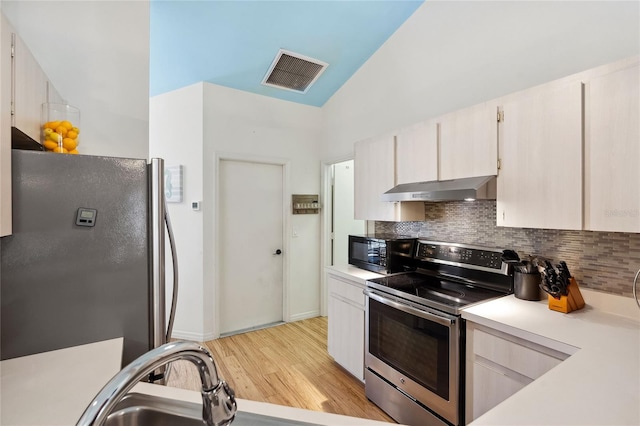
(105, 393), (321, 426)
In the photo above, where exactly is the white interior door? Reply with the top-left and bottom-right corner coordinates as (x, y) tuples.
(219, 159), (284, 335)
(332, 160), (365, 266)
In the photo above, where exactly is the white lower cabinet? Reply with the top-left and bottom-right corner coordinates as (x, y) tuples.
(326, 273), (366, 382)
(465, 322), (570, 424)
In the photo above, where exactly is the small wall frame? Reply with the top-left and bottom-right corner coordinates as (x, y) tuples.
(165, 165), (183, 203)
(292, 194), (320, 214)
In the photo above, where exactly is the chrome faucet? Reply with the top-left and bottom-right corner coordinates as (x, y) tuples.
(77, 341), (237, 426)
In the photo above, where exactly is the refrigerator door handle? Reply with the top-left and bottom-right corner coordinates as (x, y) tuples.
(150, 158), (166, 351)
(164, 199), (179, 344)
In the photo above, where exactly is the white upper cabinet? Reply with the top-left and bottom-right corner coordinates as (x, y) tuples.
(12, 31), (51, 142)
(396, 119), (438, 185)
(439, 101), (499, 180)
(1, 15), (12, 237)
(354, 134), (396, 221)
(497, 81), (583, 230)
(354, 134), (424, 222)
(0, 14), (63, 237)
(583, 63), (640, 233)
(0, 14), (13, 237)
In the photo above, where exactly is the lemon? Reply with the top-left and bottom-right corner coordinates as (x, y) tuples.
(44, 121), (61, 130)
(43, 140), (58, 150)
(62, 138), (77, 151)
(48, 132), (61, 142)
(43, 128), (53, 136)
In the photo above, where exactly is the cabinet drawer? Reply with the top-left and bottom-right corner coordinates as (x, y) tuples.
(473, 328), (566, 380)
(327, 274), (365, 308)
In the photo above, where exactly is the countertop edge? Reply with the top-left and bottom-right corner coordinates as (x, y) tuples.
(132, 382), (393, 425)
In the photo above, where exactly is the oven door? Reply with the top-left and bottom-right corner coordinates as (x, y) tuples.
(364, 288), (461, 425)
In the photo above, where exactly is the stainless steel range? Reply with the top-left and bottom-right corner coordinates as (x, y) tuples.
(364, 240), (514, 426)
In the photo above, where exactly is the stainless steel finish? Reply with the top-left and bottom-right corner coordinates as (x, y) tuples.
(364, 294), (461, 425)
(77, 341), (236, 426)
(415, 240), (511, 275)
(381, 175), (496, 202)
(1, 151), (150, 365)
(365, 370), (448, 426)
(104, 393), (320, 426)
(150, 158), (166, 353)
(164, 200), (179, 344)
(162, 200), (179, 384)
(514, 272), (543, 301)
(419, 257), (509, 275)
(633, 268), (640, 310)
(364, 288), (454, 327)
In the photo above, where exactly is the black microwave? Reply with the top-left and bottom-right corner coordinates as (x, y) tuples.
(348, 234), (416, 274)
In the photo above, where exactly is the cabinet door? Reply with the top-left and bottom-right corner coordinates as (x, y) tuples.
(439, 101), (498, 180)
(12, 32), (49, 142)
(396, 119), (438, 184)
(465, 322), (570, 423)
(354, 134), (425, 222)
(0, 15), (12, 236)
(497, 82), (582, 229)
(354, 134), (396, 221)
(584, 64), (640, 232)
(472, 361), (529, 420)
(327, 275), (365, 381)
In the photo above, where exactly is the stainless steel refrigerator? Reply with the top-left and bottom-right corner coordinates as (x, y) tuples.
(1, 149), (177, 368)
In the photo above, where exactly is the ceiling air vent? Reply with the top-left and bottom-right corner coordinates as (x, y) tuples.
(262, 49), (328, 94)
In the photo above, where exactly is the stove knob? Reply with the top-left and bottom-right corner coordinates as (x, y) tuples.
(400, 378), (405, 384)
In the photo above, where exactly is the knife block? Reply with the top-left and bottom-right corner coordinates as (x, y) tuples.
(548, 277), (585, 313)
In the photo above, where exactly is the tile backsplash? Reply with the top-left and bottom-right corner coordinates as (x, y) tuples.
(376, 201), (640, 297)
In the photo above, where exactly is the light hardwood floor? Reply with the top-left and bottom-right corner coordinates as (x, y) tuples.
(167, 317), (393, 423)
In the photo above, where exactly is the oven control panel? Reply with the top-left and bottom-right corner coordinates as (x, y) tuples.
(416, 242), (502, 270)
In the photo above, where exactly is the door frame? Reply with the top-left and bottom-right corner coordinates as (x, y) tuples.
(213, 152), (291, 338)
(320, 154), (353, 317)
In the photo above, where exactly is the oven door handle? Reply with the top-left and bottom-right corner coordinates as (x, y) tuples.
(364, 289), (454, 327)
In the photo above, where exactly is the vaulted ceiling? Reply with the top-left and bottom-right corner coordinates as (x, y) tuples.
(150, 0), (424, 106)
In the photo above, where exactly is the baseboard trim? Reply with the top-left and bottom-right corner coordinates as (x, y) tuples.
(289, 310), (320, 322)
(169, 330), (216, 343)
(170, 313), (320, 342)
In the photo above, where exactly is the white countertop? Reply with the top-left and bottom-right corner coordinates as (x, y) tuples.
(462, 289), (640, 425)
(0, 336), (389, 425)
(325, 264), (385, 285)
(0, 338), (124, 425)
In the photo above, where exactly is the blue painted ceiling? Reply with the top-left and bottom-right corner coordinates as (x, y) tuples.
(150, 0), (424, 106)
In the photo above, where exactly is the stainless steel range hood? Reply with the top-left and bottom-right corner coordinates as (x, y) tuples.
(381, 175), (496, 202)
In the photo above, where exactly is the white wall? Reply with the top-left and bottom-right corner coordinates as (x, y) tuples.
(150, 83), (322, 340)
(322, 0), (640, 160)
(149, 84), (204, 340)
(1, 0), (150, 159)
(203, 83), (323, 330)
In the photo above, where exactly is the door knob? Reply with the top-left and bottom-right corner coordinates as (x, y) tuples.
(273, 249), (282, 255)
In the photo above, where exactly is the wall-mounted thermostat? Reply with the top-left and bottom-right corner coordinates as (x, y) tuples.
(292, 194), (320, 214)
